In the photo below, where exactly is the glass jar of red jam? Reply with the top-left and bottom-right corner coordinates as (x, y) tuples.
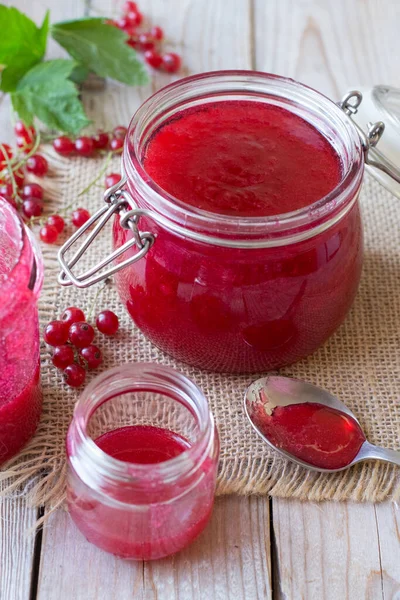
(59, 73), (398, 373)
(0, 197), (43, 465)
(66, 363), (219, 560)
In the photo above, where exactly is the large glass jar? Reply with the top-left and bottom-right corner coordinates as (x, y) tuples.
(0, 197), (43, 465)
(66, 363), (219, 560)
(59, 72), (373, 373)
(116, 72), (364, 372)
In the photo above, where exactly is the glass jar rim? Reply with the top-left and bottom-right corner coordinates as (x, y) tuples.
(0, 197), (25, 283)
(123, 70), (364, 244)
(69, 363), (214, 485)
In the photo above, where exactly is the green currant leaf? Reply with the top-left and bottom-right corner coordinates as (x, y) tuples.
(0, 7), (49, 92)
(51, 18), (149, 86)
(11, 59), (91, 134)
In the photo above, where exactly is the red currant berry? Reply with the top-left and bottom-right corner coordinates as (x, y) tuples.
(72, 208), (91, 227)
(96, 310), (119, 335)
(22, 183), (43, 200)
(14, 121), (35, 138)
(0, 183), (13, 198)
(123, 1), (137, 13)
(69, 321), (95, 348)
(110, 137), (124, 153)
(64, 363), (86, 388)
(0, 143), (13, 167)
(127, 10), (143, 27)
(13, 169), (25, 189)
(53, 136), (75, 156)
(92, 132), (109, 150)
(113, 126), (127, 139)
(26, 154), (48, 177)
(61, 306), (86, 328)
(79, 345), (103, 370)
(44, 320), (69, 346)
(40, 224), (59, 244)
(138, 32), (155, 51)
(52, 345), (75, 370)
(144, 49), (163, 68)
(22, 198), (43, 218)
(16, 133), (35, 154)
(150, 26), (164, 41)
(75, 137), (94, 157)
(47, 214), (65, 233)
(105, 173), (121, 188)
(127, 35), (140, 49)
(162, 52), (181, 73)
(115, 16), (131, 30)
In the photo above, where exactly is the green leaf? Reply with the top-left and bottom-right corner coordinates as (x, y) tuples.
(11, 59), (91, 134)
(69, 63), (90, 84)
(0, 7), (49, 92)
(51, 18), (148, 86)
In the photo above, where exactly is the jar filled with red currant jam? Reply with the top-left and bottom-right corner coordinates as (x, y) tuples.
(0, 196), (43, 464)
(66, 363), (219, 560)
(59, 73), (400, 373)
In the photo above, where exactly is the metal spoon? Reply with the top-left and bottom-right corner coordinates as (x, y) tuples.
(245, 376), (400, 473)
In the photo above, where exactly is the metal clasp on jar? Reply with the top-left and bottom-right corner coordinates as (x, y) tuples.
(58, 176), (154, 288)
(338, 90), (400, 185)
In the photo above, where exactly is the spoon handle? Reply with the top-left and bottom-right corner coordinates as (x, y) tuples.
(362, 441), (400, 466)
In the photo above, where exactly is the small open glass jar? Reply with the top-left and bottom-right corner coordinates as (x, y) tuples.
(0, 197), (43, 465)
(58, 72), (400, 374)
(66, 363), (219, 560)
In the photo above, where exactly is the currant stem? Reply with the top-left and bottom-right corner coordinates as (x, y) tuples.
(87, 278), (112, 321)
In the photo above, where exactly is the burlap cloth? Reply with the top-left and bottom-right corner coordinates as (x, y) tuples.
(1, 150), (399, 508)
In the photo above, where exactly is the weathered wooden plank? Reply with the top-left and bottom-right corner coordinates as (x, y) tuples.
(254, 0), (400, 98)
(0, 499), (37, 600)
(144, 497), (271, 600)
(374, 503), (400, 598)
(36, 497), (271, 600)
(36, 508), (144, 600)
(272, 499), (386, 600)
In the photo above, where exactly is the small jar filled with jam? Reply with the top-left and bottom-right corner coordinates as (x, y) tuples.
(59, 73), (400, 373)
(66, 363), (219, 560)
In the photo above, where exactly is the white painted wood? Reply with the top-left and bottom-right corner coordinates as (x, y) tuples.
(272, 499), (386, 600)
(254, 0), (400, 98)
(36, 497), (271, 600)
(374, 503), (400, 598)
(0, 498), (37, 600)
(36, 508), (144, 600)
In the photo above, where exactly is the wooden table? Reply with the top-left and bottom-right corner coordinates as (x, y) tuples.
(1, 1), (400, 598)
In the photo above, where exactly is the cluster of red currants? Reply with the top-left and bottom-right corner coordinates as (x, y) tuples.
(0, 121), (94, 244)
(52, 125), (127, 159)
(44, 306), (119, 387)
(113, 1), (181, 73)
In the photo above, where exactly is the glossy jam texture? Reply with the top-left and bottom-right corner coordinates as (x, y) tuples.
(95, 424), (191, 463)
(115, 100), (363, 373)
(251, 402), (366, 470)
(143, 101), (342, 216)
(67, 425), (217, 560)
(0, 202), (42, 464)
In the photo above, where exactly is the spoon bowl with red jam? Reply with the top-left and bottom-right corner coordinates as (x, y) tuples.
(245, 376), (400, 472)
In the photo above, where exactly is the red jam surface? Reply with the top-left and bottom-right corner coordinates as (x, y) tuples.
(115, 100), (363, 372)
(252, 402), (366, 470)
(143, 101), (342, 216)
(0, 364), (42, 465)
(95, 424), (191, 463)
(68, 425), (216, 560)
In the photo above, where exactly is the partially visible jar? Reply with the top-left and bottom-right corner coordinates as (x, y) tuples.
(0, 197), (43, 465)
(66, 363), (219, 560)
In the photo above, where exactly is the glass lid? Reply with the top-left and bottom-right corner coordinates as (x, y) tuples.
(342, 85), (400, 198)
